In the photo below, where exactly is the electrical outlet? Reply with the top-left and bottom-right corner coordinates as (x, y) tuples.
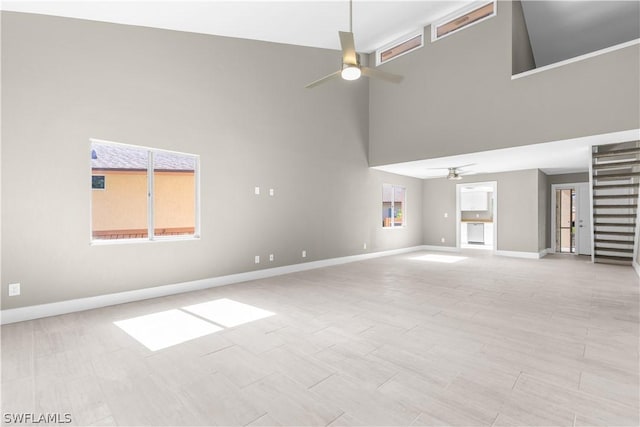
(269, 188), (274, 196)
(363, 243), (367, 249)
(269, 254), (274, 262)
(8, 283), (20, 296)
(302, 250), (306, 258)
(254, 255), (260, 264)
(441, 237), (445, 243)
(254, 186), (260, 195)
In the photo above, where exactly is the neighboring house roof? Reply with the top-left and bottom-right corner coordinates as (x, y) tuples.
(91, 143), (196, 171)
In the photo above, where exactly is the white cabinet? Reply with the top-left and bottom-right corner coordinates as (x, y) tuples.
(461, 191), (488, 211)
(461, 222), (494, 246)
(484, 223), (494, 245)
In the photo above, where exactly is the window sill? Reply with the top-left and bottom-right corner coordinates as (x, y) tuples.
(91, 236), (200, 246)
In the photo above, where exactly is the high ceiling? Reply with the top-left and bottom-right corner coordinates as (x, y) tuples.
(0, 0), (476, 53)
(2, 1), (638, 178)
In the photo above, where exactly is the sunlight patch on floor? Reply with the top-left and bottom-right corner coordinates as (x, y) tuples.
(114, 309), (223, 351)
(183, 298), (275, 327)
(409, 254), (468, 263)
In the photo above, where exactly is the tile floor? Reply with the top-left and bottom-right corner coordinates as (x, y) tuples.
(1, 251), (638, 426)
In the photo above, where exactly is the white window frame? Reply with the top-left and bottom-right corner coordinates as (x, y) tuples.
(89, 139), (201, 244)
(431, 0), (497, 42)
(375, 29), (424, 66)
(382, 184), (407, 229)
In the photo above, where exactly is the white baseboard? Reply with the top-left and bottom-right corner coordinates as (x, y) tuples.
(495, 249), (546, 259)
(633, 261), (640, 278)
(420, 245), (460, 253)
(0, 245), (424, 325)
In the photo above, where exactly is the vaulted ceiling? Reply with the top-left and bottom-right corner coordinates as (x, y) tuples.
(0, 0), (476, 53)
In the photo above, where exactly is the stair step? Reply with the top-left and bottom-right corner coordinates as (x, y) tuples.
(594, 255), (633, 265)
(594, 238), (634, 245)
(593, 204), (637, 209)
(593, 160), (640, 170)
(595, 247), (634, 254)
(593, 172), (640, 180)
(593, 147), (640, 158)
(593, 194), (638, 200)
(593, 183), (638, 189)
(594, 253), (633, 260)
(594, 230), (636, 236)
(594, 222), (636, 227)
(593, 213), (637, 218)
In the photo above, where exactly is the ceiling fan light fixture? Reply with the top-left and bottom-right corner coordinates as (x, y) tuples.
(341, 65), (361, 81)
(447, 169), (462, 180)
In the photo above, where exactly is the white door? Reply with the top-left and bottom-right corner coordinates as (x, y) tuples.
(576, 183), (592, 255)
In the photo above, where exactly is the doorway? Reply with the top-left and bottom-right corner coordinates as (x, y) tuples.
(551, 183), (591, 255)
(456, 181), (498, 251)
(555, 188), (576, 253)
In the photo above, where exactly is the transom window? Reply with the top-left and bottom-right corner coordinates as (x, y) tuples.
(90, 140), (199, 242)
(382, 184), (406, 228)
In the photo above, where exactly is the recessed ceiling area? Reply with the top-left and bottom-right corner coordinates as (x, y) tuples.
(0, 0), (476, 53)
(372, 129), (640, 179)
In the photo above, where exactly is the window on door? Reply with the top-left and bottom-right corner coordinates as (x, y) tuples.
(555, 188), (576, 253)
(382, 184), (405, 228)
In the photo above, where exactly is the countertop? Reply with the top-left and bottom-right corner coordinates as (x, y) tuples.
(461, 219), (494, 223)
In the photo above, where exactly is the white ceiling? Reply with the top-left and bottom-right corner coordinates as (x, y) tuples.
(372, 129), (640, 179)
(0, 0), (477, 53)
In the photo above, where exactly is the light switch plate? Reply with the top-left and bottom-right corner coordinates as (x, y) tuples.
(254, 187), (260, 195)
(8, 283), (20, 296)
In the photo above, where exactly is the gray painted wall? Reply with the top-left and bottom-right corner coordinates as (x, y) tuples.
(512, 0), (536, 74)
(1, 12), (423, 309)
(369, 0), (640, 166)
(521, 1), (640, 68)
(538, 170), (548, 251)
(422, 169), (542, 253)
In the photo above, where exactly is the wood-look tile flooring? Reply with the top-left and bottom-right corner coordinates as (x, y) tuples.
(2, 251), (639, 426)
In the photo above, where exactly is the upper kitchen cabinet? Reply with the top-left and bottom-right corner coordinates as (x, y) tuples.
(461, 191), (489, 211)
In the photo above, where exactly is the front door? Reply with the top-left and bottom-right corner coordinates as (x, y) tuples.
(576, 183), (592, 255)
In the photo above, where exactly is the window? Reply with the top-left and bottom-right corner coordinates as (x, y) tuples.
(432, 1), (496, 42)
(92, 175), (105, 190)
(382, 184), (405, 228)
(90, 140), (199, 242)
(376, 30), (424, 66)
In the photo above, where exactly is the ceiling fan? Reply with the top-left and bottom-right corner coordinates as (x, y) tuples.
(427, 164), (476, 180)
(305, 0), (403, 89)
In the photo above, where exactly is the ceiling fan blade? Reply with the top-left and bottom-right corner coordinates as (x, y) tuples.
(456, 163), (476, 169)
(339, 31), (358, 65)
(305, 70), (341, 89)
(361, 66), (403, 84)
